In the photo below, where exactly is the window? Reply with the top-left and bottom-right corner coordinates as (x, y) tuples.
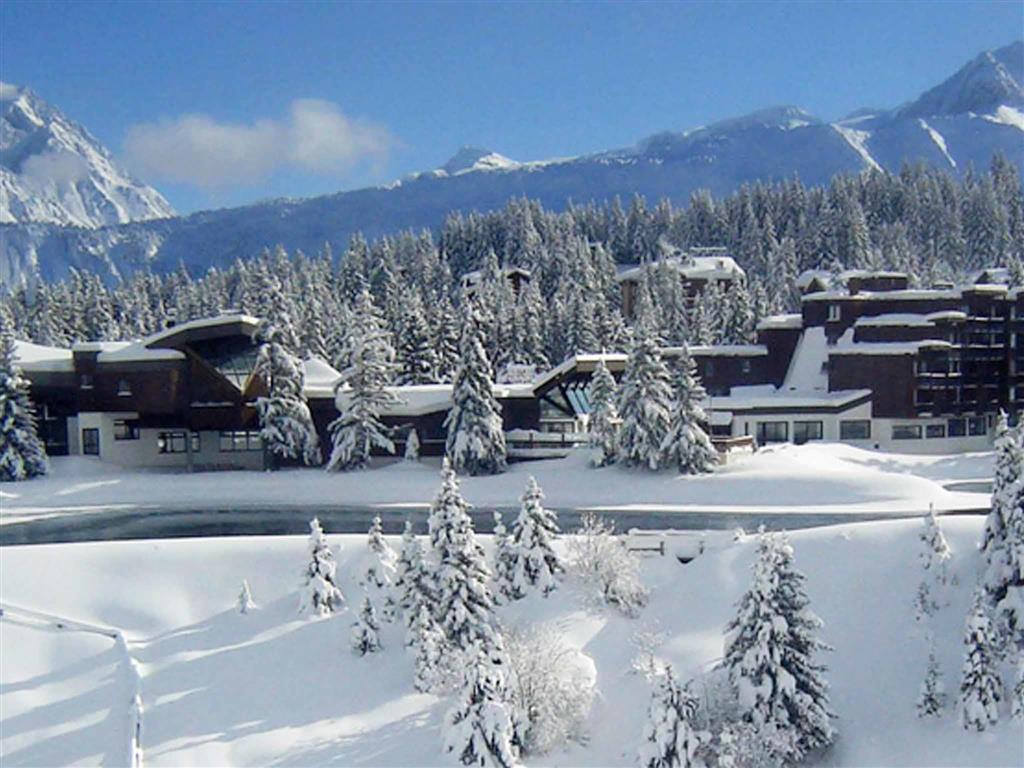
(741, 360), (751, 375)
(827, 304), (840, 322)
(926, 424), (946, 439)
(219, 430), (263, 452)
(756, 421), (788, 444)
(915, 389), (934, 405)
(948, 418), (966, 437)
(892, 425), (922, 440)
(80, 374), (93, 390)
(158, 431), (200, 454)
(793, 421), (823, 444)
(116, 379), (132, 397)
(113, 419), (140, 441)
(840, 420), (871, 440)
(968, 417), (987, 437)
(82, 428), (100, 455)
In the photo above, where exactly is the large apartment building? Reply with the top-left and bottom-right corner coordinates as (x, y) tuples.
(13, 268), (1021, 469)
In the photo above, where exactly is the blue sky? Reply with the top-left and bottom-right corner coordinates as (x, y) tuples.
(2, 1), (1021, 214)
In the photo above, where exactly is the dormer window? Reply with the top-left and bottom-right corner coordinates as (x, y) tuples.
(827, 304), (840, 322)
(117, 379), (132, 397)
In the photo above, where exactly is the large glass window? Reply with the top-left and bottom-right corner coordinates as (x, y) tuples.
(948, 418), (966, 437)
(840, 420), (871, 440)
(793, 421), (823, 444)
(82, 428), (100, 455)
(892, 425), (922, 440)
(756, 421), (788, 444)
(188, 336), (259, 389)
(158, 431), (200, 454)
(219, 430), (263, 452)
(926, 424), (947, 439)
(114, 419), (140, 441)
(968, 417), (987, 437)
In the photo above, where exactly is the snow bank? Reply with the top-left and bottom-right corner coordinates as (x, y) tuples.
(1, 518), (1020, 766)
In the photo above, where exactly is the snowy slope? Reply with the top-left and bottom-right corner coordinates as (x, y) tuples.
(0, 83), (174, 228)
(2, 43), (1022, 287)
(1, 519), (1021, 766)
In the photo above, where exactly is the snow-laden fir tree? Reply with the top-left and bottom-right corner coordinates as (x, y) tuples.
(327, 289), (399, 471)
(253, 322), (322, 469)
(428, 460), (498, 653)
(351, 593), (383, 656)
(492, 511), (517, 604)
(404, 428), (420, 462)
(918, 640), (946, 718)
(361, 515), (398, 620)
(722, 530), (834, 761)
(588, 357), (619, 467)
(396, 292), (440, 385)
(959, 591), (1003, 730)
(443, 639), (520, 768)
(238, 580), (255, 614)
(445, 304), (507, 476)
(300, 518), (345, 616)
(617, 316), (673, 471)
(637, 665), (700, 768)
(661, 344), (716, 475)
(395, 521), (432, 641)
(0, 324), (48, 482)
(410, 603), (445, 693)
(503, 477), (562, 599)
(920, 505), (953, 589)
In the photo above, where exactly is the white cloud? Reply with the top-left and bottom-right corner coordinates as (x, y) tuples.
(123, 99), (394, 188)
(22, 150), (90, 188)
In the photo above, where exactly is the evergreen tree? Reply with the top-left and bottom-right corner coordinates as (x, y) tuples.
(588, 357), (619, 467)
(637, 666), (700, 768)
(410, 603), (445, 692)
(617, 320), (673, 471)
(300, 518), (345, 616)
(920, 505), (953, 590)
(661, 345), (716, 475)
(326, 289), (399, 471)
(395, 521), (432, 642)
(445, 305), (507, 476)
(504, 477), (562, 599)
(722, 530), (834, 760)
(0, 324), (48, 481)
(351, 593), (383, 656)
(362, 515), (398, 589)
(917, 639), (946, 718)
(404, 428), (421, 462)
(396, 293), (439, 384)
(428, 461), (498, 652)
(443, 640), (520, 768)
(959, 592), (1003, 731)
(253, 323), (322, 469)
(492, 511), (517, 603)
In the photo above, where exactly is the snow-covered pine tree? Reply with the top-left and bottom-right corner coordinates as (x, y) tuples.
(443, 639), (520, 768)
(362, 515), (397, 589)
(396, 292), (439, 385)
(300, 518), (345, 617)
(492, 511), (517, 603)
(982, 412), (1020, 563)
(918, 639), (946, 718)
(920, 505), (953, 589)
(444, 305), (507, 476)
(959, 591), (1003, 730)
(661, 344), (716, 475)
(404, 428), (420, 462)
(253, 322), (322, 469)
(411, 603), (445, 693)
(326, 289), (399, 471)
(637, 665), (700, 768)
(505, 477), (562, 599)
(722, 530), (834, 761)
(0, 323), (48, 482)
(428, 460), (498, 653)
(238, 580), (255, 614)
(351, 593), (383, 656)
(617, 316), (673, 471)
(395, 521), (432, 640)
(588, 357), (619, 467)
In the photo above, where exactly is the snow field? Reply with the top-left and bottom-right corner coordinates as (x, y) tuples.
(2, 516), (1022, 766)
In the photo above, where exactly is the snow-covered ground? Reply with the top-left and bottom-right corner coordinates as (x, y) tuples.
(0, 443), (993, 521)
(1, 518), (1020, 766)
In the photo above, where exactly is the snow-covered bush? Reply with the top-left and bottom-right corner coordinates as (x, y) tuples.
(299, 517), (345, 616)
(630, 627), (668, 681)
(959, 591), (1003, 730)
(409, 604), (444, 693)
(0, 323), (48, 482)
(237, 580), (255, 614)
(566, 511), (649, 617)
(351, 593), (383, 656)
(504, 623), (595, 755)
(637, 665), (701, 768)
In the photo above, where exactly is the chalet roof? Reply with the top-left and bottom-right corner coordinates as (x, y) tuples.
(757, 313), (803, 330)
(12, 340), (74, 373)
(142, 312), (262, 349)
(331, 382), (535, 416)
(615, 254), (745, 283)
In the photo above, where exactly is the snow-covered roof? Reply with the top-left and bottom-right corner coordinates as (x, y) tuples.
(673, 344), (767, 358)
(924, 310), (968, 322)
(854, 313), (936, 328)
(796, 269), (907, 291)
(757, 313), (803, 330)
(782, 327), (828, 391)
(12, 340), (74, 373)
(530, 352), (628, 392)
(615, 254), (745, 283)
(332, 382), (535, 415)
(803, 288), (963, 302)
(710, 385), (872, 411)
(301, 357), (343, 397)
(71, 341), (130, 353)
(97, 344), (186, 363)
(830, 339), (954, 356)
(460, 266), (532, 286)
(141, 312), (262, 348)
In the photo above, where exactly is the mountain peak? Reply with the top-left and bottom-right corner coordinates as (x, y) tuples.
(0, 84), (174, 228)
(440, 145), (517, 175)
(898, 40), (1023, 119)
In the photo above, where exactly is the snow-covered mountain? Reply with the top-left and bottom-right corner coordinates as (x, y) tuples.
(0, 83), (174, 228)
(1, 42), (1021, 288)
